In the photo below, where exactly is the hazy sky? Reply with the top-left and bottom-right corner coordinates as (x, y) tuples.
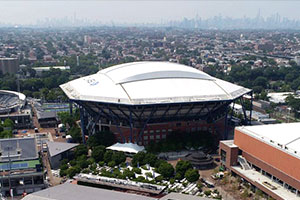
(0, 1), (300, 25)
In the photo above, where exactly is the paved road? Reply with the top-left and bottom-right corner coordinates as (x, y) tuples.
(42, 152), (61, 186)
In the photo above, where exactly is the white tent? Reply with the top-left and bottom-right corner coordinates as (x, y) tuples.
(106, 143), (145, 154)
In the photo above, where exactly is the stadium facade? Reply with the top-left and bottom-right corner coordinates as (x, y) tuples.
(0, 90), (32, 129)
(60, 62), (252, 145)
(0, 90), (26, 114)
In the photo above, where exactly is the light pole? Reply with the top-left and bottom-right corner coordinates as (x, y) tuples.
(5, 146), (13, 200)
(288, 107), (291, 123)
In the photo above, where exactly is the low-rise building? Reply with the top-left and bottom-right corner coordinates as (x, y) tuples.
(47, 141), (79, 169)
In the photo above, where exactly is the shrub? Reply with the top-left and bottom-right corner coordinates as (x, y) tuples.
(69, 160), (77, 166)
(204, 190), (211, 196)
(169, 178), (175, 184)
(98, 161), (105, 166)
(155, 175), (164, 182)
(123, 169), (135, 179)
(60, 169), (67, 177)
(108, 161), (116, 167)
(132, 167), (142, 174)
(145, 172), (153, 178)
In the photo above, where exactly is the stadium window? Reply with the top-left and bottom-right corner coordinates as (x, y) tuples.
(238, 149), (243, 155)
(150, 135), (154, 140)
(156, 135), (160, 139)
(156, 130), (160, 133)
(162, 129), (166, 133)
(144, 130), (148, 134)
(162, 134), (166, 139)
(150, 130), (154, 134)
(168, 129), (172, 132)
(143, 136), (148, 140)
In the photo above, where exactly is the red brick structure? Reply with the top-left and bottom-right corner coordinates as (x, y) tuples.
(220, 123), (300, 200)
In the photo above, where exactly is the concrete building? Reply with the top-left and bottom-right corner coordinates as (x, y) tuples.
(220, 123), (300, 200)
(36, 111), (58, 128)
(47, 141), (79, 169)
(0, 137), (45, 197)
(0, 58), (19, 75)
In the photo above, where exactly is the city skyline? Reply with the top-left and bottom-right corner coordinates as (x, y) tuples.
(0, 1), (300, 27)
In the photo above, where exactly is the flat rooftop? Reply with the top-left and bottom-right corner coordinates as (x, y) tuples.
(236, 123), (300, 159)
(160, 193), (210, 200)
(47, 141), (79, 157)
(232, 166), (299, 200)
(22, 183), (157, 200)
(220, 140), (238, 148)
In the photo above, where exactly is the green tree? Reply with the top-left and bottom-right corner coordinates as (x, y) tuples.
(0, 130), (13, 138)
(74, 144), (88, 158)
(184, 168), (200, 182)
(175, 160), (193, 179)
(144, 153), (158, 167)
(67, 166), (81, 178)
(91, 145), (106, 162)
(112, 151), (126, 165)
(3, 118), (14, 129)
(131, 152), (146, 167)
(68, 126), (82, 143)
(253, 76), (268, 88)
(158, 162), (174, 179)
(104, 150), (113, 163)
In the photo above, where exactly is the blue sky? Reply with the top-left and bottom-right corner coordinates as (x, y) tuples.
(0, 1), (299, 25)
